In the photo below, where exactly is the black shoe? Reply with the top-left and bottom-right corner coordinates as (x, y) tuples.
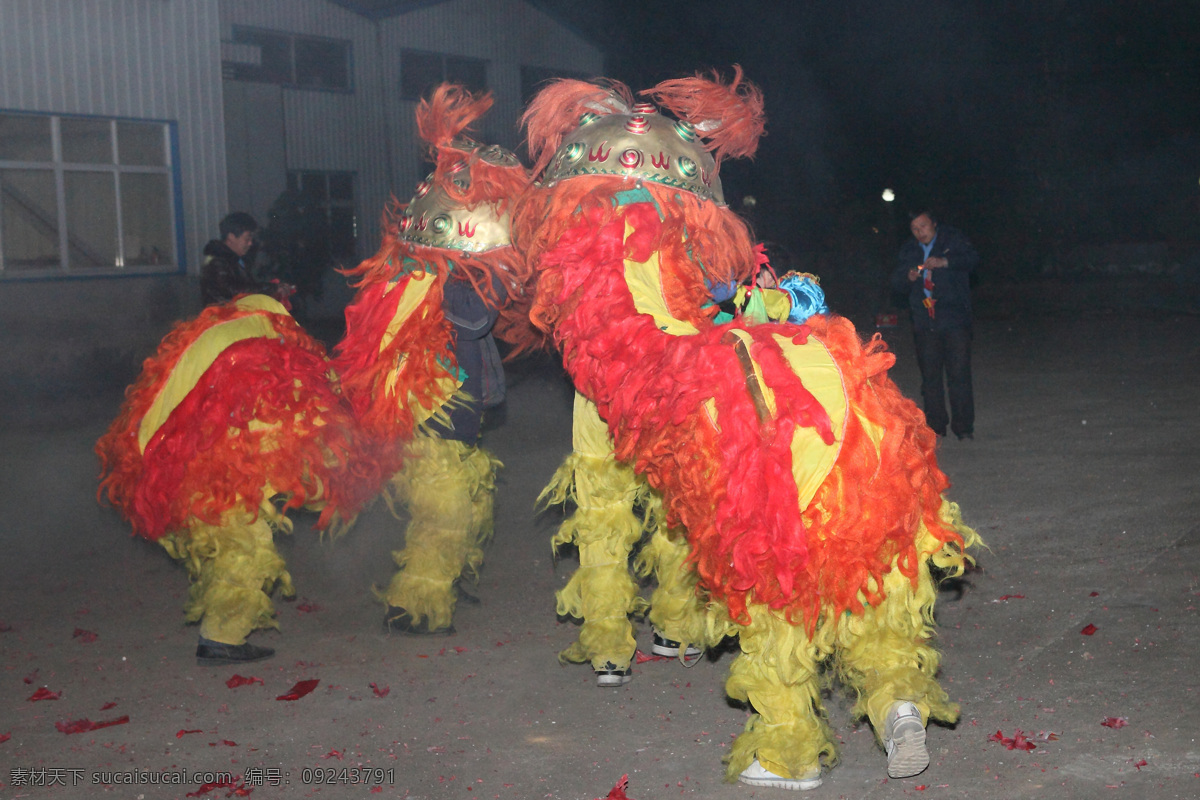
(956, 432), (974, 440)
(195, 637), (275, 666)
(384, 606), (455, 636)
(594, 661), (633, 687)
(453, 579), (482, 605)
(651, 630), (703, 659)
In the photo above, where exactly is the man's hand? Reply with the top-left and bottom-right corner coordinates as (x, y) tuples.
(925, 256), (948, 269)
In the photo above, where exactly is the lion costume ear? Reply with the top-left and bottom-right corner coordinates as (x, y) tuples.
(416, 83), (493, 150)
(522, 79), (634, 177)
(643, 65), (765, 165)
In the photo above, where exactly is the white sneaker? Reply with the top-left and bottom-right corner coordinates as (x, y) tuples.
(884, 701), (929, 778)
(737, 760), (822, 791)
(594, 662), (632, 687)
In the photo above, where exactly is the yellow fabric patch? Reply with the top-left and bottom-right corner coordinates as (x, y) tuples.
(622, 222), (699, 335)
(379, 271), (435, 354)
(138, 306), (285, 452)
(772, 333), (848, 510)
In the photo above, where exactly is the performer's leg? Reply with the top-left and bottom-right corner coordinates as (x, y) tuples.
(636, 494), (716, 660)
(161, 507), (292, 663)
(912, 328), (949, 436)
(833, 554), (958, 779)
(944, 324), (974, 438)
(383, 435), (499, 634)
(545, 393), (647, 683)
(725, 605), (834, 789)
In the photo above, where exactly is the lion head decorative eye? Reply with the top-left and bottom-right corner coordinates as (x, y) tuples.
(579, 112), (600, 126)
(563, 141), (586, 162)
(674, 121), (697, 142)
(618, 149), (644, 170)
(413, 181), (432, 198)
(431, 215), (452, 234)
(677, 156), (698, 178)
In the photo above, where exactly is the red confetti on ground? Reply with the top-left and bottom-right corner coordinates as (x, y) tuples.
(371, 788), (382, 794)
(596, 774), (635, 800)
(915, 786), (927, 791)
(1080, 623), (1098, 636)
(1037, 731), (1060, 741)
(295, 601), (321, 613)
(100, 701), (118, 710)
(209, 740), (238, 747)
(1090, 591), (1100, 597)
(995, 594), (1026, 601)
(0, 733), (11, 743)
(28, 687), (61, 701)
(186, 775), (251, 797)
(276, 679), (319, 701)
(55, 715), (130, 735)
(1101, 717), (1129, 729)
(23, 669), (38, 684)
(635, 649), (668, 664)
(323, 749), (344, 760)
(1134, 759), (1148, 770)
(453, 646), (467, 653)
(177, 729), (204, 738)
(225, 675), (264, 689)
(988, 730), (1037, 751)
(72, 627), (99, 643)
(370, 682), (390, 698)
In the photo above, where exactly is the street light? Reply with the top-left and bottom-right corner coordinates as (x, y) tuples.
(881, 188), (895, 203)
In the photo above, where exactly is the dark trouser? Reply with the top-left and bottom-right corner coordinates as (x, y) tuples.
(913, 325), (974, 437)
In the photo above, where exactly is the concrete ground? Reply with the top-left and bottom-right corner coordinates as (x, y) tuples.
(1, 307), (1198, 800)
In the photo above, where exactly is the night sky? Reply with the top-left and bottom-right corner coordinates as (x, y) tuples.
(534, 0), (1200, 277)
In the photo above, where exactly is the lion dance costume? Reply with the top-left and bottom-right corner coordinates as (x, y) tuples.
(96, 295), (379, 663)
(330, 84), (530, 635)
(513, 70), (980, 789)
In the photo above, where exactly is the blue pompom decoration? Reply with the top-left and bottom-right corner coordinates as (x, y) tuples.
(779, 273), (828, 324)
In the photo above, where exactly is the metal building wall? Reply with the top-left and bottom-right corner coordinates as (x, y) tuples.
(0, 0), (227, 273)
(219, 0), (393, 257)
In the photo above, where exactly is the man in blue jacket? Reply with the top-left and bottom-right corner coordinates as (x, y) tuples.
(891, 211), (979, 440)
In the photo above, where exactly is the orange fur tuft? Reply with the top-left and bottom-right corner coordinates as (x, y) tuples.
(643, 65), (765, 164)
(521, 79), (633, 178)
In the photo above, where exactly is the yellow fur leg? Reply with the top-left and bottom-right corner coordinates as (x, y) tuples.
(160, 507), (292, 645)
(382, 436), (499, 630)
(545, 396), (651, 670)
(834, 551), (959, 745)
(723, 605), (837, 782)
(636, 495), (728, 652)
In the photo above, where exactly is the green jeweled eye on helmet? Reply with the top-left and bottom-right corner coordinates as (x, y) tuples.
(579, 112), (600, 126)
(431, 215), (452, 234)
(564, 141), (586, 162)
(677, 156), (697, 178)
(674, 120), (697, 142)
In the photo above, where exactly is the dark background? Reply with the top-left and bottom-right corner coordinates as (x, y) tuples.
(532, 0), (1200, 285)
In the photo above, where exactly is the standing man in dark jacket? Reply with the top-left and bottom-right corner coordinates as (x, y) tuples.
(891, 211), (979, 440)
(200, 212), (293, 307)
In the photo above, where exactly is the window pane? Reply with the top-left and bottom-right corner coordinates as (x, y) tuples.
(328, 172), (354, 201)
(117, 121), (165, 167)
(1, 169), (60, 270)
(61, 117), (113, 164)
(445, 56), (486, 94)
(300, 172), (328, 204)
(295, 37), (349, 90)
(0, 114), (53, 162)
(64, 171), (118, 268)
(231, 29), (292, 84)
(401, 50), (443, 100)
(120, 172), (174, 267)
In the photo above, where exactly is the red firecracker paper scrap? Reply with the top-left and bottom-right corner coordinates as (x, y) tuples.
(55, 715), (130, 735)
(276, 679), (319, 701)
(28, 687), (61, 701)
(225, 675), (263, 689)
(72, 627), (99, 643)
(370, 682), (390, 697)
(1134, 759), (1148, 770)
(177, 729), (204, 738)
(635, 649), (668, 664)
(100, 701), (118, 710)
(1080, 623), (1098, 636)
(0, 732), (11, 743)
(23, 669), (39, 684)
(295, 601), (321, 613)
(994, 594), (1026, 602)
(596, 774), (635, 800)
(186, 774), (251, 797)
(988, 729), (1037, 751)
(1101, 716), (1129, 729)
